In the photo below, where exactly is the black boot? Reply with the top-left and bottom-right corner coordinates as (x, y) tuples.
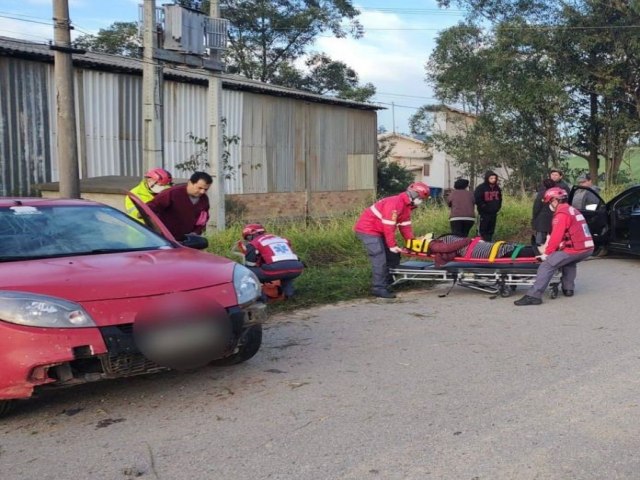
(372, 288), (396, 299)
(514, 295), (542, 306)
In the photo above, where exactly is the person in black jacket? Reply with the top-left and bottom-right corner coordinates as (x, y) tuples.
(531, 178), (556, 246)
(473, 171), (502, 241)
(549, 168), (571, 194)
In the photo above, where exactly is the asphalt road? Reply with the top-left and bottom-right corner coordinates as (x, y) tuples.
(1, 256), (640, 480)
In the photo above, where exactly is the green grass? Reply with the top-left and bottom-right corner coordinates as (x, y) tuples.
(204, 193), (567, 312)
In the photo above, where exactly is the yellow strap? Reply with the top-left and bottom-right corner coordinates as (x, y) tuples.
(488, 241), (505, 262)
(405, 238), (431, 253)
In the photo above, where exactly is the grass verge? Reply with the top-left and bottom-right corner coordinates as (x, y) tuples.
(205, 189), (615, 312)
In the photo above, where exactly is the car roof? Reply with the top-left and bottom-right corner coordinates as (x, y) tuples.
(0, 197), (101, 208)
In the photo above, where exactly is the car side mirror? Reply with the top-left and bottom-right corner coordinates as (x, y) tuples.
(181, 234), (209, 250)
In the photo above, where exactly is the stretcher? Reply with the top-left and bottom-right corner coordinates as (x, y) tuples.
(389, 250), (562, 298)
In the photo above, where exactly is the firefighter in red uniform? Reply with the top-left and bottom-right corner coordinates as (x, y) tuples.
(354, 182), (430, 298)
(515, 187), (594, 306)
(241, 224), (304, 299)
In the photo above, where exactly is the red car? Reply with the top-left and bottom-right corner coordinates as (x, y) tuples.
(0, 196), (266, 417)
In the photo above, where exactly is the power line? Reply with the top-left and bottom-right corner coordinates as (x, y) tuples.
(376, 92), (437, 100)
(374, 101), (424, 110)
(0, 14), (52, 27)
(0, 30), (51, 41)
(0, 10), (51, 21)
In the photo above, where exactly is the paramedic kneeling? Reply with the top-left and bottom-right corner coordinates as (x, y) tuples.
(242, 224), (304, 299)
(354, 182), (430, 299)
(514, 187), (594, 306)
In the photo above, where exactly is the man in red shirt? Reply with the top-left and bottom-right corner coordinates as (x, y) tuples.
(354, 182), (430, 298)
(147, 171), (212, 241)
(515, 187), (594, 306)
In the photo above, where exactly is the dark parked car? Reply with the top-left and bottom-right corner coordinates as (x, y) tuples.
(570, 184), (640, 256)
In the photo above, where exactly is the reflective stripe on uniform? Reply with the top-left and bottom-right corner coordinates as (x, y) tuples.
(397, 221), (412, 226)
(271, 253), (299, 262)
(370, 205), (397, 226)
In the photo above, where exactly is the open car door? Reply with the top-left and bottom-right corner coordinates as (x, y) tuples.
(604, 185), (640, 255)
(127, 193), (178, 243)
(126, 193), (209, 250)
(569, 186), (608, 248)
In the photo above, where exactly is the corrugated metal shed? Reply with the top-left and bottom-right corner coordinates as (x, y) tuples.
(0, 36), (381, 198)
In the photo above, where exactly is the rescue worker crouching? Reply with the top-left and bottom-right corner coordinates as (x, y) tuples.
(354, 182), (430, 299)
(125, 167), (173, 221)
(241, 224), (305, 300)
(514, 187), (594, 306)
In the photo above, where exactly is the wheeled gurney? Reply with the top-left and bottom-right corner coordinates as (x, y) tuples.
(389, 252), (562, 298)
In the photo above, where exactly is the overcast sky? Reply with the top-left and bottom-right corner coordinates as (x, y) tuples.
(0, 0), (465, 134)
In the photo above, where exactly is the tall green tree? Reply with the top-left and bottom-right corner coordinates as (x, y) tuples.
(376, 137), (415, 197)
(73, 22), (141, 58)
(219, 0), (363, 83)
(433, 0), (640, 185)
(75, 2), (374, 101)
(272, 53), (375, 101)
(411, 20), (571, 192)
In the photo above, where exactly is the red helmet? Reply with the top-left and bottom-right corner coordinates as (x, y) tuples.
(543, 187), (568, 203)
(145, 168), (173, 186)
(407, 182), (430, 200)
(242, 223), (266, 240)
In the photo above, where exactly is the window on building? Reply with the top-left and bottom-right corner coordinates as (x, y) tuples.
(422, 164), (430, 176)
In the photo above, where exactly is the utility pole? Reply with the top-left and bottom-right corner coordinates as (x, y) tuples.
(208, 0), (225, 230)
(142, 0), (164, 172)
(52, 0), (80, 198)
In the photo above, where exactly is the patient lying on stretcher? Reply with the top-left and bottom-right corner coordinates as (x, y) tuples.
(405, 234), (543, 267)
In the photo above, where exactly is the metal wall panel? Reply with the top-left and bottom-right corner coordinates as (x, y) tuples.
(0, 58), (52, 196)
(76, 70), (142, 179)
(241, 93), (269, 193)
(309, 105), (348, 192)
(221, 89), (243, 194)
(163, 80), (207, 176)
(117, 74), (143, 176)
(1, 55), (376, 197)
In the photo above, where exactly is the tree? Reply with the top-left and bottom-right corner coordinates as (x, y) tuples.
(219, 0), (362, 82)
(73, 22), (141, 57)
(376, 137), (415, 197)
(178, 1), (374, 101)
(273, 53), (375, 101)
(412, 22), (569, 192)
(433, 0), (640, 185)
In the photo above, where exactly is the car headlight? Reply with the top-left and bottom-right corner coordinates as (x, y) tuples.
(0, 291), (96, 328)
(233, 264), (261, 306)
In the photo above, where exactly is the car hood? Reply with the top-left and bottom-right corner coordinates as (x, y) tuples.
(0, 248), (237, 302)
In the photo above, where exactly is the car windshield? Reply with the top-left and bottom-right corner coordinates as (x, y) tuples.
(0, 204), (173, 261)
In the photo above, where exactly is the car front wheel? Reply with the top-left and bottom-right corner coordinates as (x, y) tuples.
(210, 325), (263, 366)
(0, 401), (14, 418)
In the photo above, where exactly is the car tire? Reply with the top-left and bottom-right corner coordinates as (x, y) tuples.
(210, 325), (263, 366)
(592, 245), (608, 257)
(0, 401), (14, 418)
